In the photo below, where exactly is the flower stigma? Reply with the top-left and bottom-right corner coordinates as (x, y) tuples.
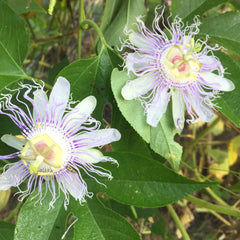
(164, 38), (202, 81)
(20, 133), (63, 176)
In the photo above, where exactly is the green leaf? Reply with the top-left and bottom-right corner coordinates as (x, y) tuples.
(111, 69), (182, 170)
(4, 0), (46, 14)
(14, 185), (68, 240)
(99, 196), (164, 225)
(0, 106), (21, 155)
(48, 57), (69, 86)
(70, 197), (141, 240)
(198, 12), (240, 55)
(172, 0), (226, 21)
(231, 182), (240, 193)
(89, 152), (214, 207)
(100, 0), (122, 33)
(57, 46), (122, 121)
(111, 106), (153, 158)
(213, 51), (240, 127)
(100, 0), (147, 49)
(98, 197), (136, 220)
(0, 0), (29, 88)
(0, 221), (15, 240)
(150, 212), (166, 237)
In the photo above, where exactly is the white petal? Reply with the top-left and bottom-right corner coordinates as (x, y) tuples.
(33, 89), (48, 122)
(60, 172), (87, 201)
(1, 135), (27, 150)
(62, 96), (96, 132)
(199, 55), (217, 66)
(146, 88), (170, 127)
(199, 72), (235, 92)
(191, 97), (215, 122)
(48, 76), (70, 121)
(0, 174), (12, 190)
(76, 96), (97, 115)
(121, 74), (156, 100)
(76, 149), (103, 164)
(76, 129), (121, 148)
(129, 32), (151, 49)
(172, 89), (185, 131)
(0, 162), (27, 190)
(125, 53), (153, 74)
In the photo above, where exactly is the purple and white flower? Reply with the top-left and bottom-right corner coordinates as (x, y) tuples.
(0, 77), (121, 208)
(121, 8), (235, 130)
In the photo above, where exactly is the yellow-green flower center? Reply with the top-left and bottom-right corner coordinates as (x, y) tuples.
(164, 38), (202, 81)
(20, 134), (63, 176)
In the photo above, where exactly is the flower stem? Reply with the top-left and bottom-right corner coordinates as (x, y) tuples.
(167, 205), (190, 240)
(185, 195), (240, 218)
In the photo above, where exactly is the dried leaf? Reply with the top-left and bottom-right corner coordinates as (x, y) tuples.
(210, 118), (224, 136)
(206, 149), (229, 181)
(0, 189), (11, 211)
(228, 135), (240, 166)
(176, 206), (194, 238)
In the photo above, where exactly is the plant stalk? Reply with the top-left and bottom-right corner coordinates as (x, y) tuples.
(182, 117), (221, 162)
(78, 0), (85, 59)
(80, 19), (107, 48)
(186, 195), (240, 218)
(167, 205), (190, 240)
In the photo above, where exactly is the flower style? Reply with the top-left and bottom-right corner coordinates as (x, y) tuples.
(0, 77), (121, 208)
(121, 8), (235, 130)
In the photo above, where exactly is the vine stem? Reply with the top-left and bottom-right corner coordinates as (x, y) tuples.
(205, 187), (230, 207)
(182, 117), (221, 162)
(130, 205), (138, 219)
(167, 205), (190, 240)
(191, 123), (229, 207)
(185, 195), (240, 218)
(78, 0), (85, 59)
(79, 19), (107, 48)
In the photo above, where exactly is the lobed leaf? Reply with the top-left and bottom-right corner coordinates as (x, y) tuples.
(0, 0), (29, 89)
(57, 46), (122, 121)
(0, 221), (15, 240)
(214, 51), (240, 128)
(111, 69), (182, 170)
(14, 185), (68, 240)
(4, 0), (46, 14)
(70, 197), (141, 240)
(172, 0), (227, 21)
(198, 12), (240, 56)
(89, 152), (215, 207)
(111, 106), (153, 158)
(100, 0), (147, 49)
